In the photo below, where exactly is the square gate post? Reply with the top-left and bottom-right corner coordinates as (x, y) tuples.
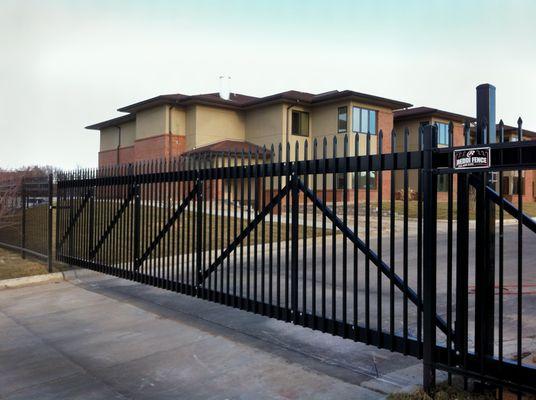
(475, 84), (496, 360)
(422, 124), (438, 393)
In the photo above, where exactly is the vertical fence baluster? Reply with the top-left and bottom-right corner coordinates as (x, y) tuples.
(447, 122), (454, 384)
(456, 122), (470, 390)
(269, 144), (274, 317)
(498, 120), (504, 361)
(285, 142), (291, 321)
(322, 137), (327, 330)
(277, 143), (282, 318)
(403, 127), (409, 353)
(291, 141), (299, 325)
(332, 136), (338, 334)
(342, 135), (348, 336)
(390, 130), (396, 350)
(303, 139), (309, 327)
(422, 124), (438, 394)
(365, 133), (370, 343)
(516, 118), (523, 376)
(354, 133), (359, 336)
(312, 139), (318, 329)
(377, 129), (383, 347)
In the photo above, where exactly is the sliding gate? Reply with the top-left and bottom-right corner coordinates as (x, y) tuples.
(56, 124), (536, 396)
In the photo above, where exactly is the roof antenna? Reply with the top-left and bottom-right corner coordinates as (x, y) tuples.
(219, 76), (231, 100)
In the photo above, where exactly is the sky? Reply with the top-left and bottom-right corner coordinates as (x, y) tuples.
(1, 0), (535, 170)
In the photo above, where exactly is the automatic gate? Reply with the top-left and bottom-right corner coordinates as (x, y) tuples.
(56, 112), (536, 396)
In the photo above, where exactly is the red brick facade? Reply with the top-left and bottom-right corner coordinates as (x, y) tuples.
(98, 134), (186, 167)
(378, 109), (393, 200)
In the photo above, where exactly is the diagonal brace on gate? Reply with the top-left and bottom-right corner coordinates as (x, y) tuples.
(134, 183), (199, 270)
(58, 188), (93, 248)
(296, 178), (451, 337)
(89, 186), (136, 259)
(200, 182), (291, 282)
(468, 174), (536, 234)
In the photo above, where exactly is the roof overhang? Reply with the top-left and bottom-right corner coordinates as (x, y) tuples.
(394, 107), (474, 123)
(85, 113), (136, 130)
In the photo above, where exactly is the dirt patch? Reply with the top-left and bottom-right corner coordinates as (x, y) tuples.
(389, 382), (536, 400)
(0, 247), (48, 280)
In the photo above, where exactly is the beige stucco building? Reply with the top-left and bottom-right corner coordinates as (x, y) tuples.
(87, 90), (411, 166)
(88, 90), (535, 202)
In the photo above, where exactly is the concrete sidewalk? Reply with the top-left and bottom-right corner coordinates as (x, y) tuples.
(0, 271), (430, 399)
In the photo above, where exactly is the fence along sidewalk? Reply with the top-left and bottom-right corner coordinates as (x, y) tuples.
(0, 175), (54, 270)
(55, 126), (536, 396)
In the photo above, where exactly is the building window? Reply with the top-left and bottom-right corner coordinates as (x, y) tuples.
(338, 107), (348, 133)
(437, 122), (450, 146)
(291, 110), (309, 136)
(356, 171), (377, 189)
(352, 107), (377, 135)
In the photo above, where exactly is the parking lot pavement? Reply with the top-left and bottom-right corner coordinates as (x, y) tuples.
(0, 272), (431, 400)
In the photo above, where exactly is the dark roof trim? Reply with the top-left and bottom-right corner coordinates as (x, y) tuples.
(85, 113), (136, 130)
(394, 107), (475, 123)
(117, 90), (412, 114)
(118, 93), (257, 113)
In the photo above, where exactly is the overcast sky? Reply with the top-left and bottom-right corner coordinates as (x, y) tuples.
(1, 0), (535, 170)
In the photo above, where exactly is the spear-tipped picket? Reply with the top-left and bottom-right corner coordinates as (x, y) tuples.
(463, 120), (471, 146)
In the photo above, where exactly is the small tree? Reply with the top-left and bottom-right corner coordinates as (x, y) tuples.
(0, 179), (21, 231)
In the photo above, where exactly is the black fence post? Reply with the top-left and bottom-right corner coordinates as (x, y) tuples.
(291, 146), (299, 325)
(455, 122), (470, 372)
(474, 84), (496, 362)
(88, 187), (95, 261)
(47, 174), (53, 272)
(133, 183), (140, 273)
(21, 178), (26, 259)
(196, 166), (204, 297)
(422, 124), (438, 394)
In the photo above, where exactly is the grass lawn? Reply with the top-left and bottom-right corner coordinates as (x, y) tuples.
(0, 247), (49, 280)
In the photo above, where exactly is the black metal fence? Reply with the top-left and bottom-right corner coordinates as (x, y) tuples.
(0, 175), (53, 268)
(55, 119), (536, 396)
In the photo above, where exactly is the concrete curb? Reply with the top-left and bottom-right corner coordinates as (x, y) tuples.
(0, 272), (65, 290)
(61, 268), (108, 282)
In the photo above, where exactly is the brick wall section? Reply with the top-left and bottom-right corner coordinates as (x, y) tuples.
(119, 146), (134, 164)
(524, 170), (534, 201)
(98, 149), (117, 167)
(134, 134), (186, 162)
(378, 109), (393, 200)
(98, 134), (186, 167)
(98, 147), (134, 167)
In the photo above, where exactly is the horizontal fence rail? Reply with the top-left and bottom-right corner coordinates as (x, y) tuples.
(56, 126), (536, 396)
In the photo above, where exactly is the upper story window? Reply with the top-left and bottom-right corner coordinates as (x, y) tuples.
(352, 107), (377, 135)
(437, 122), (450, 146)
(338, 107), (347, 133)
(291, 110), (309, 136)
